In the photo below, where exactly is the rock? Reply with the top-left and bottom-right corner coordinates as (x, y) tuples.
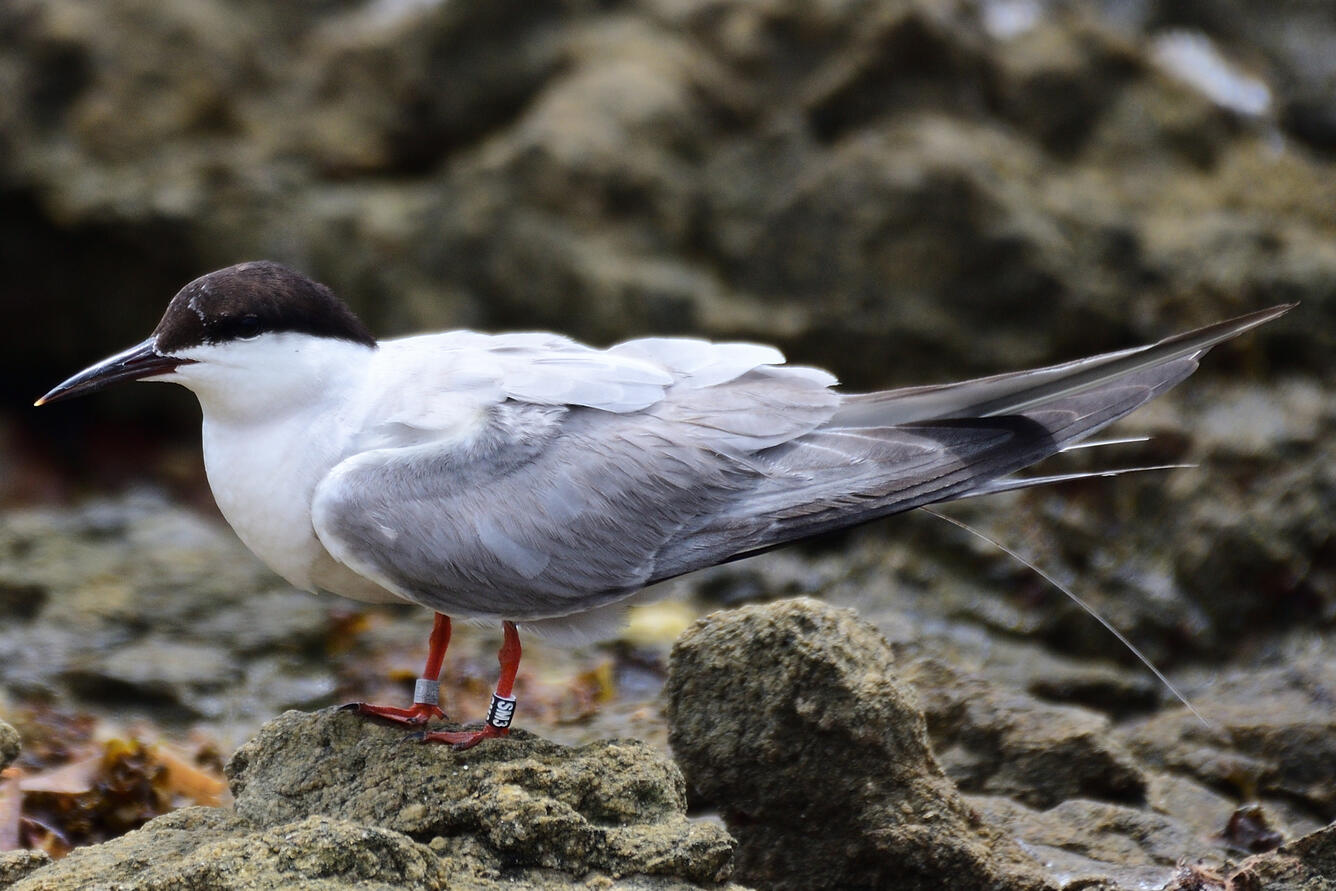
(904, 657), (1148, 809)
(290, 0), (567, 176)
(227, 709), (735, 884)
(8, 807), (450, 891)
(969, 795), (1194, 889)
(0, 717), (18, 770)
(1118, 654), (1336, 823)
(10, 710), (742, 890)
(0, 494), (344, 731)
(0, 850), (51, 887)
(1218, 822), (1336, 891)
(664, 598), (1051, 891)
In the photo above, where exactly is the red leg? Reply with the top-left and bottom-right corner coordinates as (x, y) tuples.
(344, 613), (451, 726)
(423, 621), (521, 749)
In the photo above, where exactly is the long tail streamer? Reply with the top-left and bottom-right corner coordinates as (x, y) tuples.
(921, 505), (1211, 727)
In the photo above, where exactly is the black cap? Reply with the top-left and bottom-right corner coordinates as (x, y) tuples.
(153, 261), (377, 353)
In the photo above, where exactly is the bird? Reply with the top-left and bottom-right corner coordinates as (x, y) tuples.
(36, 261), (1291, 748)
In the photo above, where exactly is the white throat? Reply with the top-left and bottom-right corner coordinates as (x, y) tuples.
(168, 333), (376, 426)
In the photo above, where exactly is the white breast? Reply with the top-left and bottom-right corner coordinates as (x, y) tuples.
(173, 333), (400, 601)
(201, 410), (342, 593)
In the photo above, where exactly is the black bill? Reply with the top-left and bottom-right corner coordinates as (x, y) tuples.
(35, 338), (193, 406)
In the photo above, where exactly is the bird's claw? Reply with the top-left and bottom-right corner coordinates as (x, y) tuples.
(341, 701), (446, 727)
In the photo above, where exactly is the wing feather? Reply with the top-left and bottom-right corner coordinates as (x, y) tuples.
(312, 403), (757, 620)
(310, 308), (1288, 623)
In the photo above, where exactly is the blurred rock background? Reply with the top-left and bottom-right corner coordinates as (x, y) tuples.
(0, 0), (1333, 883)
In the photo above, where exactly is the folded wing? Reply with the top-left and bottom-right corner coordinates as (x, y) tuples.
(311, 308), (1290, 621)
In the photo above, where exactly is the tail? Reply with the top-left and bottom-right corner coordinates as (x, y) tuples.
(830, 303), (1293, 426)
(652, 304), (1292, 575)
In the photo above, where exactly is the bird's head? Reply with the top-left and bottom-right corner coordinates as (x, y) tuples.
(36, 262), (377, 418)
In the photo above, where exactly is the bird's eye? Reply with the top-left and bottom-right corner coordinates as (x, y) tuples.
(237, 314), (261, 338)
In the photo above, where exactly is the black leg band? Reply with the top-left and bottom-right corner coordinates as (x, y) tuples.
(486, 693), (516, 729)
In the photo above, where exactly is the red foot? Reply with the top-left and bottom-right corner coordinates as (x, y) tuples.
(341, 701), (445, 727)
(347, 617), (521, 751)
(418, 724), (509, 750)
(343, 613), (453, 728)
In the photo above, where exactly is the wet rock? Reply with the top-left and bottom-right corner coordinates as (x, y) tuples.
(0, 717), (18, 770)
(1118, 654), (1336, 823)
(0, 493), (344, 732)
(62, 638), (240, 716)
(971, 794), (1195, 885)
(1169, 407), (1336, 653)
(10, 710), (742, 890)
(1144, 771), (1249, 855)
(904, 657), (1148, 809)
(665, 598), (1052, 891)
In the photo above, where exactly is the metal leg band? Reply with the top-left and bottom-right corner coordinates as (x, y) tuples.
(413, 679), (441, 707)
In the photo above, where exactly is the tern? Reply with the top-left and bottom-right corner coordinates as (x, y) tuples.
(37, 261), (1291, 747)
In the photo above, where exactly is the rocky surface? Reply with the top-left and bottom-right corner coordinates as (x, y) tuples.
(1, 0), (1333, 887)
(7, 709), (741, 890)
(0, 493), (344, 743)
(666, 598), (1052, 891)
(666, 599), (1336, 889)
(0, 491), (681, 756)
(1220, 823), (1336, 891)
(1119, 644), (1336, 830)
(3, 0), (1329, 385)
(4, 489), (1332, 887)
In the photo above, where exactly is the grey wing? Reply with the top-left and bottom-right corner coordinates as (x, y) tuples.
(311, 340), (841, 621)
(310, 363), (1172, 621)
(312, 306), (1288, 621)
(310, 400), (763, 621)
(650, 361), (1194, 577)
